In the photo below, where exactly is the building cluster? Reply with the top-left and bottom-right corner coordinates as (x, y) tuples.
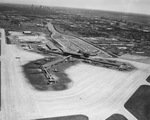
(51, 14), (150, 56)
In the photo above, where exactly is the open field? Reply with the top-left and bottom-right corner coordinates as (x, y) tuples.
(125, 85), (150, 120)
(146, 76), (150, 83)
(106, 114), (127, 120)
(8, 31), (47, 44)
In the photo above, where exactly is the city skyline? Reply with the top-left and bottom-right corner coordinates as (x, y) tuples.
(0, 0), (150, 15)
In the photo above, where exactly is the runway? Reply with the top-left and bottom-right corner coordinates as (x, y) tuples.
(0, 29), (150, 120)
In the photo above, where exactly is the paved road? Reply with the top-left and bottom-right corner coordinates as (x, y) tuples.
(47, 22), (115, 57)
(47, 23), (67, 50)
(0, 28), (150, 120)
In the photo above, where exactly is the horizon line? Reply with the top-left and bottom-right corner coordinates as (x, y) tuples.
(0, 2), (150, 16)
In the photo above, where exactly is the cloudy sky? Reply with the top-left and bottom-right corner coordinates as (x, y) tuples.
(1, 0), (150, 15)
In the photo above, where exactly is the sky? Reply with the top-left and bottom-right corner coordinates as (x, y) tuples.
(1, 0), (150, 15)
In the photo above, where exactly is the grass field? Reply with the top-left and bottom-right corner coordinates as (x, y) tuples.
(125, 85), (150, 120)
(106, 114), (127, 120)
(36, 115), (89, 120)
(146, 76), (150, 83)
(23, 58), (51, 91)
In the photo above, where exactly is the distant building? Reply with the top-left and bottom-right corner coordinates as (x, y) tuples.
(143, 29), (149, 32)
(107, 27), (113, 30)
(36, 24), (44, 27)
(118, 47), (127, 49)
(63, 51), (81, 58)
(46, 43), (58, 51)
(126, 44), (134, 47)
(23, 31), (32, 34)
(135, 51), (145, 54)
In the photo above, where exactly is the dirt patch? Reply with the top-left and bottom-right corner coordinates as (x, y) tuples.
(106, 114), (128, 120)
(124, 85), (150, 120)
(36, 114), (89, 120)
(23, 60), (48, 91)
(146, 76), (150, 83)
